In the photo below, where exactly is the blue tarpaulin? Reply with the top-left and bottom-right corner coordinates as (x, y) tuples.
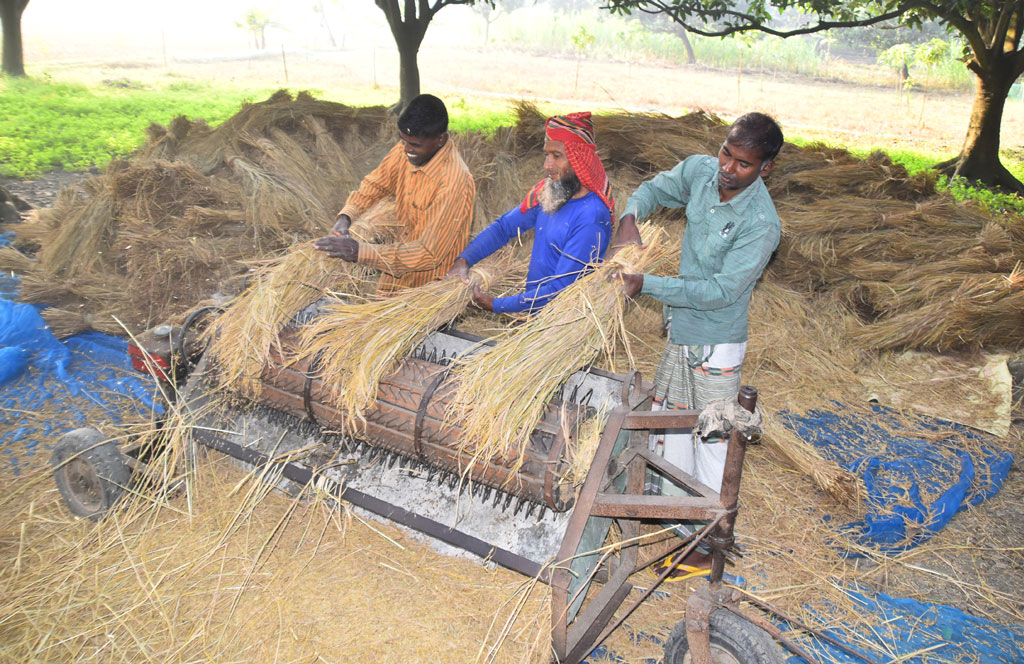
(780, 405), (1013, 552)
(0, 239), (162, 475)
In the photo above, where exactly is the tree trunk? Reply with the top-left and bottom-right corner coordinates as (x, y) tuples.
(937, 60), (1023, 194)
(1, 0), (29, 77)
(397, 42), (421, 112)
(678, 29), (695, 65)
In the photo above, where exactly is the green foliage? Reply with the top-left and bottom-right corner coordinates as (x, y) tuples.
(570, 25), (595, 52)
(496, 8), (825, 75)
(938, 175), (1024, 218)
(447, 103), (513, 136)
(0, 77), (272, 178)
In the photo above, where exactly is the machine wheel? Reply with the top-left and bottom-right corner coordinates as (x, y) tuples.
(664, 609), (783, 664)
(51, 428), (132, 520)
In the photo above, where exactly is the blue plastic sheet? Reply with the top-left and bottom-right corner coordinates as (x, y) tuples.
(787, 588), (1024, 664)
(580, 586), (1024, 663)
(0, 248), (163, 475)
(780, 404), (1013, 552)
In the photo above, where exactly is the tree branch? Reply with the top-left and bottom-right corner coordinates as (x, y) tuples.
(987, 0), (1012, 52)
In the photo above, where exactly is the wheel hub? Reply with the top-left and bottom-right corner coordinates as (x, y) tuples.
(61, 457), (104, 513)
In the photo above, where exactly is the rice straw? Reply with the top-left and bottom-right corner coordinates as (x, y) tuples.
(208, 202), (397, 395)
(299, 249), (523, 428)
(447, 224), (673, 475)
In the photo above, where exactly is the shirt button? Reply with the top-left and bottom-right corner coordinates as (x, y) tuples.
(710, 208), (715, 213)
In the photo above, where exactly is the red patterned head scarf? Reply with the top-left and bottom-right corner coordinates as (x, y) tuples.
(519, 112), (614, 214)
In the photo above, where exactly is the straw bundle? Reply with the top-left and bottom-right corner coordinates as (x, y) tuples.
(208, 201), (398, 395)
(447, 226), (674, 474)
(744, 279), (864, 504)
(228, 155), (308, 243)
(34, 190), (115, 279)
(40, 307), (125, 339)
(208, 245), (368, 395)
(299, 249), (523, 428)
(0, 245), (34, 273)
(848, 264), (1024, 351)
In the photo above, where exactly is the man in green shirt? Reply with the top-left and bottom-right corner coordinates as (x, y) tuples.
(613, 112), (782, 572)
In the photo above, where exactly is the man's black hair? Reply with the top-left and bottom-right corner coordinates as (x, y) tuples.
(728, 112), (784, 162)
(397, 94), (448, 137)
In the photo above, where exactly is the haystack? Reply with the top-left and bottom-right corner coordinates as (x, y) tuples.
(1, 91), (397, 335)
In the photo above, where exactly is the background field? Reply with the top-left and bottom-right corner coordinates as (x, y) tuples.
(10, 0), (1024, 182)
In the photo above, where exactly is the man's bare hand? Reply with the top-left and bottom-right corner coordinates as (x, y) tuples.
(331, 213), (352, 237)
(471, 283), (494, 311)
(608, 213), (643, 257)
(313, 235), (359, 262)
(446, 257), (470, 284)
(620, 273), (643, 298)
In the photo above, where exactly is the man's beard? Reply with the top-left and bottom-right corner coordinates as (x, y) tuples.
(538, 172), (581, 214)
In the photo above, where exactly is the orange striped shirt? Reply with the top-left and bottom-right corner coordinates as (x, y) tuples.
(340, 138), (475, 295)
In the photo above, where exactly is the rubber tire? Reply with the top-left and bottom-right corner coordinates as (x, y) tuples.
(664, 608), (784, 664)
(51, 428), (131, 520)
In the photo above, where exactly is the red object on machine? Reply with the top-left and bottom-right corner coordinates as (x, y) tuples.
(128, 343), (172, 381)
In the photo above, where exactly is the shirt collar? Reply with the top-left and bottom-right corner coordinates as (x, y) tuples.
(704, 163), (765, 214)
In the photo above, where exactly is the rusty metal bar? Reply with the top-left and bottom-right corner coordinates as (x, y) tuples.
(709, 385), (758, 586)
(562, 563), (634, 664)
(585, 516), (726, 657)
(621, 408), (700, 430)
(588, 493), (727, 521)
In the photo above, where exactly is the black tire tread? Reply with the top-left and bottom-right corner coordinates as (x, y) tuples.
(51, 427), (131, 520)
(664, 608), (783, 664)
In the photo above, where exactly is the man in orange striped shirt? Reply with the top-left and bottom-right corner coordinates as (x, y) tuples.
(313, 94), (475, 294)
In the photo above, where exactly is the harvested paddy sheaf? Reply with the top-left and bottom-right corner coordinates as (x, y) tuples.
(2, 91), (1022, 661)
(207, 200), (400, 397)
(298, 247), (525, 429)
(447, 227), (675, 480)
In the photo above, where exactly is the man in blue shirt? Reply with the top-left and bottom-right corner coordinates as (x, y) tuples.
(447, 112), (614, 314)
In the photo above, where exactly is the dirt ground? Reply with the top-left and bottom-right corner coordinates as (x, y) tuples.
(4, 46), (1024, 659)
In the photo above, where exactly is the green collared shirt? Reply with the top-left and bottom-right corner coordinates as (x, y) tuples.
(623, 154), (780, 345)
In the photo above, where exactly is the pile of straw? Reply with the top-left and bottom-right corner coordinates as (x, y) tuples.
(0, 91), (394, 335)
(299, 248), (524, 429)
(447, 226), (674, 474)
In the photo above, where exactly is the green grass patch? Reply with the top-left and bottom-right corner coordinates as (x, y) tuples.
(446, 96), (516, 136)
(0, 76), (275, 177)
(938, 175), (1024, 217)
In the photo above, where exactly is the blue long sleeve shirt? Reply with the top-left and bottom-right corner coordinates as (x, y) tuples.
(458, 192), (612, 314)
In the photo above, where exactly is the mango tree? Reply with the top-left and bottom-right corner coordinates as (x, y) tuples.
(603, 0), (1024, 193)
